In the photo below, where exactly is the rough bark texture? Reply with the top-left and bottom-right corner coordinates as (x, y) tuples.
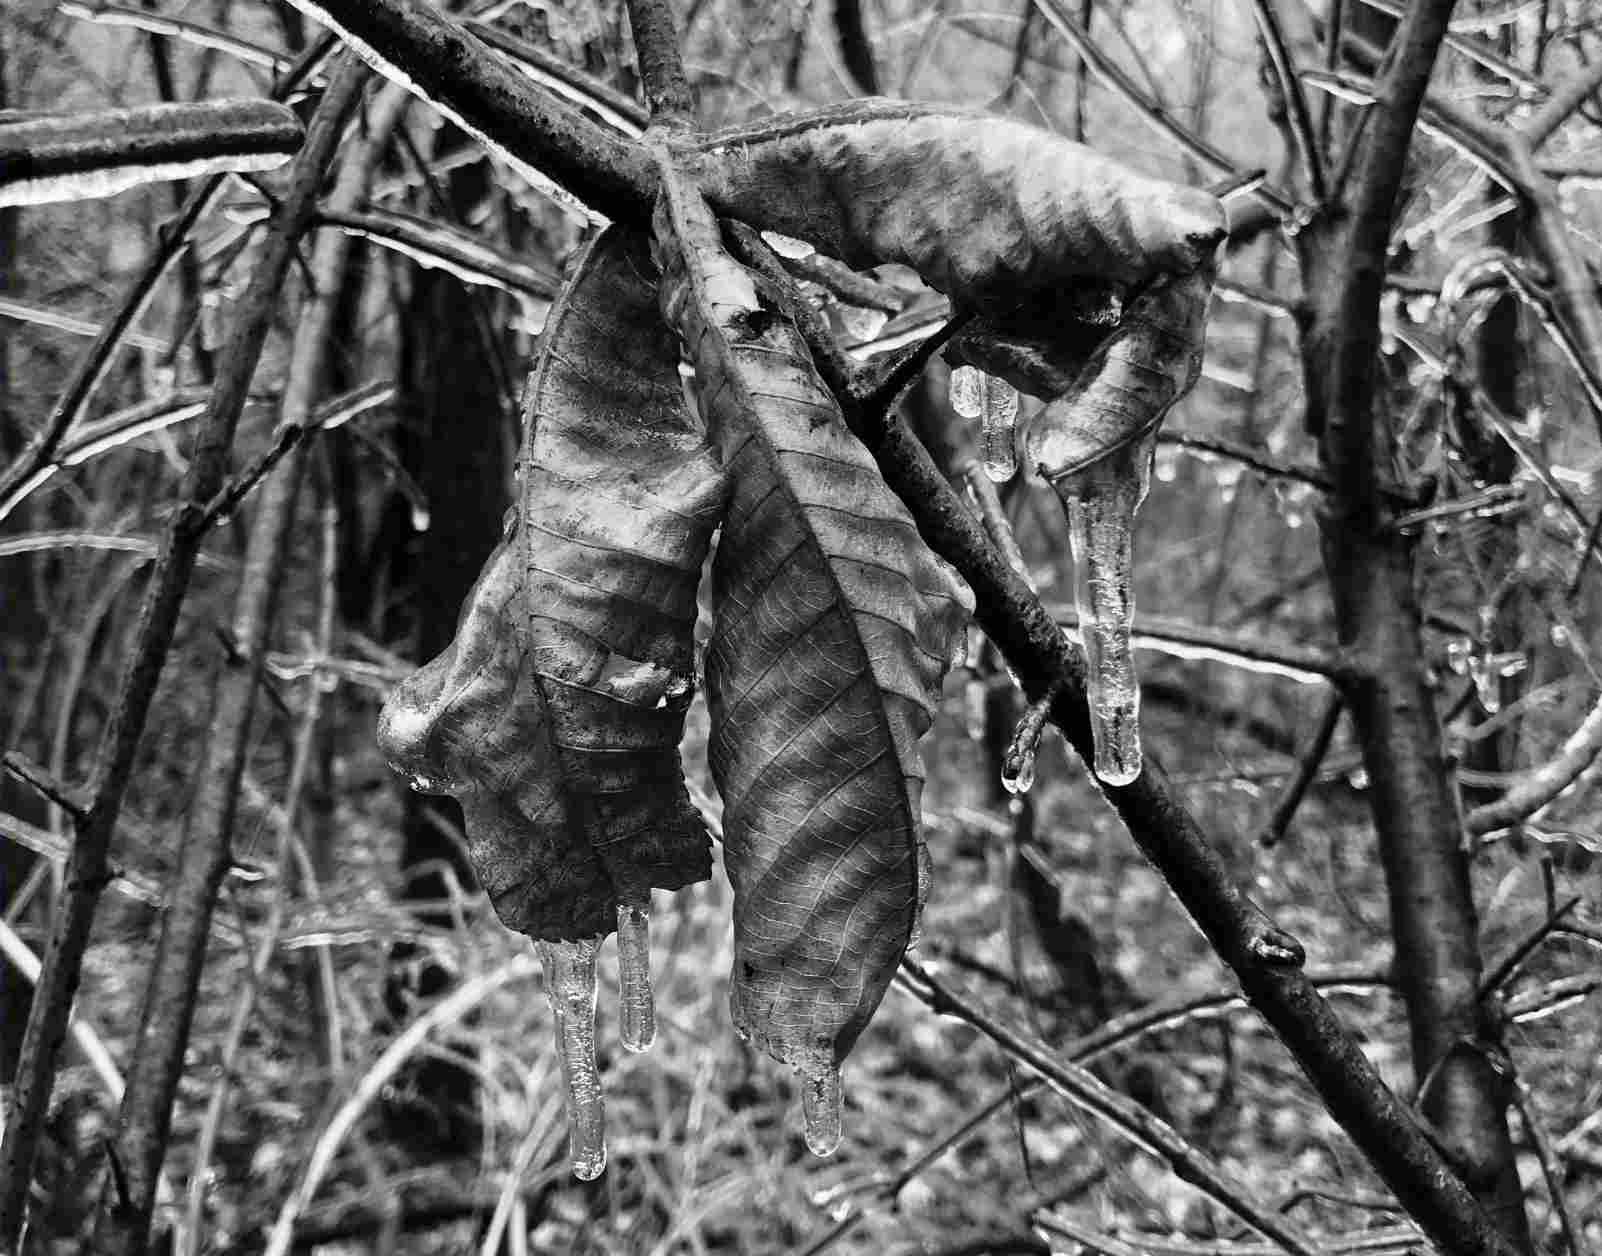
(1295, 0), (1531, 1246)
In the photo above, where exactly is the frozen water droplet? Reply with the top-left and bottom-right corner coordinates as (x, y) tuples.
(1001, 753), (1036, 796)
(798, 1062), (842, 1156)
(539, 936), (607, 1180)
(949, 365), (983, 419)
(615, 902), (654, 1053)
(1059, 427), (1158, 786)
(980, 376), (1020, 483)
(839, 304), (888, 342)
(760, 230), (815, 260)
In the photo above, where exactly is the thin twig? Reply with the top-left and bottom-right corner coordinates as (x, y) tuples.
(1256, 691), (1345, 847)
(1246, 0), (1327, 202)
(1509, 1081), (1582, 1256)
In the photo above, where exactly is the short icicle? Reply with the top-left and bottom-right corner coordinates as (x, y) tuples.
(980, 375), (1020, 483)
(948, 364), (983, 418)
(797, 1060), (843, 1157)
(539, 936), (608, 1180)
(615, 901), (655, 1053)
(1059, 425), (1160, 786)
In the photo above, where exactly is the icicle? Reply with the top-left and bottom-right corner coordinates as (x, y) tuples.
(980, 376), (1020, 483)
(948, 364), (983, 419)
(797, 1060), (843, 1156)
(539, 937), (607, 1180)
(1058, 426), (1160, 786)
(615, 902), (655, 1053)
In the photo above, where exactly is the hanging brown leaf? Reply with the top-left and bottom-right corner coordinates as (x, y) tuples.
(376, 532), (619, 938)
(653, 162), (973, 1087)
(378, 226), (725, 940)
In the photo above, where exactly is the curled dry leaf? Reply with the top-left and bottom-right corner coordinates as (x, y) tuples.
(653, 158), (973, 1121)
(692, 100), (1221, 784)
(691, 99), (1223, 407)
(378, 226), (725, 941)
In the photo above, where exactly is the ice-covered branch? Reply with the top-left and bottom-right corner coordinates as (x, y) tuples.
(0, 99), (302, 208)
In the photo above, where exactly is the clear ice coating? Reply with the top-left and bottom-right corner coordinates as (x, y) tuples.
(1060, 426), (1160, 786)
(615, 902), (655, 1053)
(949, 364), (983, 419)
(980, 376), (1021, 483)
(1001, 750), (1036, 796)
(759, 229), (816, 260)
(539, 936), (608, 1180)
(797, 1061), (843, 1157)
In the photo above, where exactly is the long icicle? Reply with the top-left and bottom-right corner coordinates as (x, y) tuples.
(1059, 424), (1161, 786)
(539, 936), (607, 1179)
(615, 901), (655, 1053)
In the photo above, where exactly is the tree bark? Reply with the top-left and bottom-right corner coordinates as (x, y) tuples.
(1296, 0), (1531, 1246)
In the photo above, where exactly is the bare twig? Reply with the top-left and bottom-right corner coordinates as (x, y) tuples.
(312, 205), (559, 296)
(1466, 698), (1602, 835)
(57, 0), (294, 71)
(1509, 1081), (1581, 1256)
(1246, 0), (1326, 201)
(1256, 691), (1345, 847)
(1049, 606), (1344, 682)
